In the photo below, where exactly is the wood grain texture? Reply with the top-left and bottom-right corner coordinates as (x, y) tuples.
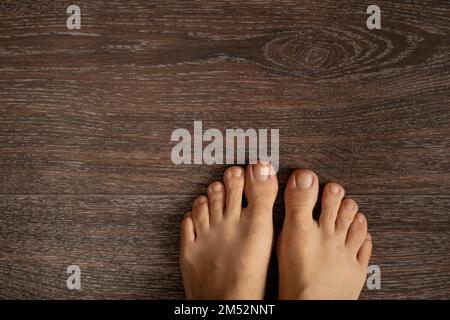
(0, 0), (449, 299)
(0, 195), (448, 299)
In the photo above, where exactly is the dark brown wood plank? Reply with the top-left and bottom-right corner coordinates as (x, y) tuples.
(1, 98), (449, 195)
(0, 195), (184, 299)
(1, 1), (449, 195)
(0, 194), (448, 299)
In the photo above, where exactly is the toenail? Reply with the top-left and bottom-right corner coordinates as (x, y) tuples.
(357, 214), (365, 223)
(231, 167), (242, 177)
(196, 196), (206, 204)
(366, 233), (372, 241)
(212, 183), (222, 192)
(344, 200), (355, 210)
(255, 165), (270, 181)
(330, 184), (340, 194)
(295, 173), (313, 188)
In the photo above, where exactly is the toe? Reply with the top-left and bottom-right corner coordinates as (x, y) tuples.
(180, 212), (195, 252)
(336, 198), (358, 234)
(346, 213), (368, 253)
(244, 162), (278, 212)
(192, 195), (210, 235)
(358, 233), (373, 268)
(284, 169), (318, 228)
(223, 166), (245, 219)
(207, 181), (225, 225)
(319, 182), (345, 233)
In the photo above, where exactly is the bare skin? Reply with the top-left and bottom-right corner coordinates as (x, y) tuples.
(278, 169), (372, 300)
(180, 166), (372, 300)
(179, 163), (278, 299)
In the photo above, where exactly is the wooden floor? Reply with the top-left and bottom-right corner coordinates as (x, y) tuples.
(0, 0), (449, 299)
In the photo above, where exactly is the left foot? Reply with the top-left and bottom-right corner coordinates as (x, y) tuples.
(179, 164), (278, 299)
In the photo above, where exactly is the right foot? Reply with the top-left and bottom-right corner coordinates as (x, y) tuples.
(179, 164), (278, 299)
(277, 169), (372, 300)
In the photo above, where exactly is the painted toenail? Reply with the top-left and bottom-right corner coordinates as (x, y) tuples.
(212, 183), (222, 192)
(357, 215), (365, 223)
(256, 166), (270, 181)
(344, 200), (355, 210)
(295, 173), (313, 188)
(330, 184), (340, 194)
(231, 167), (242, 177)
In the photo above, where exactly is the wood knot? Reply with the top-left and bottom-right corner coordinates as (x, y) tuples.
(263, 32), (346, 76)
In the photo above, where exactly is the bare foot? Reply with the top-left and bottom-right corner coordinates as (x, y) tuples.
(278, 169), (372, 300)
(179, 164), (278, 299)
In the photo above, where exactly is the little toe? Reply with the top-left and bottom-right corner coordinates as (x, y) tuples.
(346, 213), (368, 253)
(358, 233), (373, 268)
(192, 195), (210, 235)
(336, 198), (358, 235)
(319, 182), (345, 234)
(207, 181), (225, 226)
(223, 166), (245, 219)
(244, 162), (278, 213)
(180, 212), (195, 252)
(284, 169), (318, 228)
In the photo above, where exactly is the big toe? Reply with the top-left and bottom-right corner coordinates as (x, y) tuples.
(284, 169), (318, 228)
(244, 162), (278, 214)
